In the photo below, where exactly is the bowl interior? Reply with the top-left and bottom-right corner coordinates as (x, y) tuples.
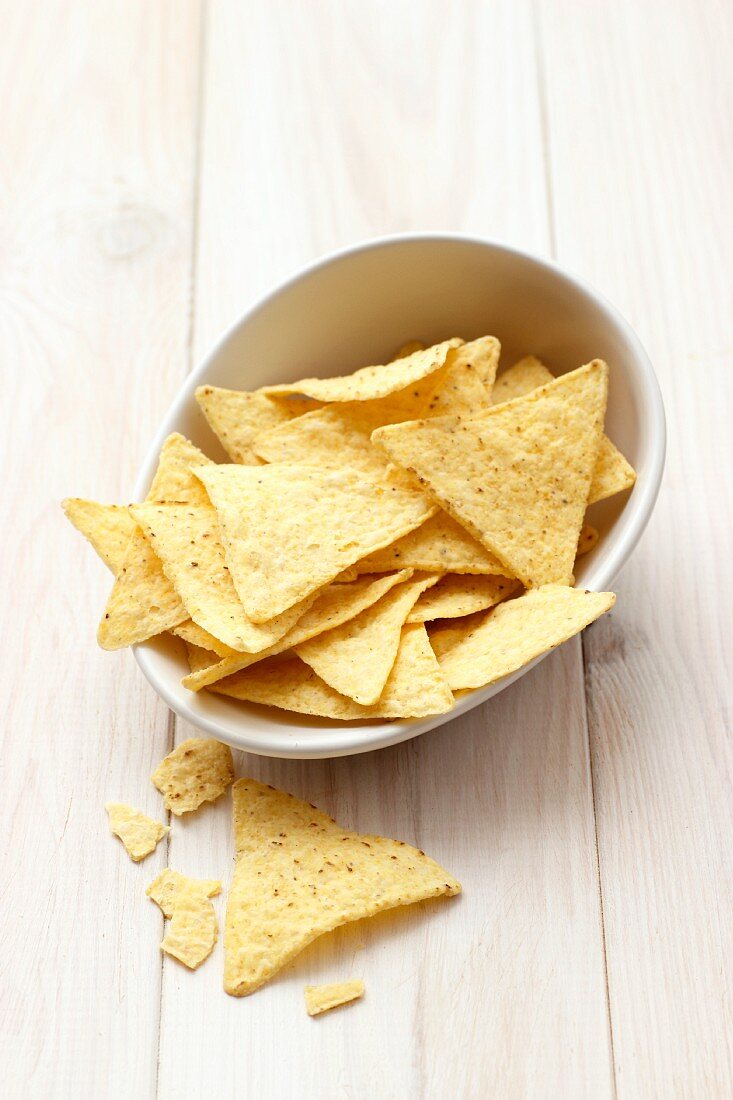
(134, 236), (664, 758)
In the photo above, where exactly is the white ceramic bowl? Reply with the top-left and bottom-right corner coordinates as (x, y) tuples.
(133, 234), (665, 759)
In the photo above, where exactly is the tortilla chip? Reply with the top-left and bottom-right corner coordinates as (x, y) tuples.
(151, 738), (235, 816)
(407, 574), (522, 623)
(427, 612), (488, 661)
(305, 980), (364, 1016)
(97, 527), (187, 649)
(105, 803), (169, 862)
(146, 433), (214, 505)
(172, 619), (238, 659)
(422, 336), (499, 417)
(224, 778), (460, 995)
(147, 869), (221, 918)
(258, 339), (460, 403)
(161, 888), (218, 969)
(184, 640), (220, 674)
(195, 386), (309, 464)
(436, 584), (615, 690)
(391, 340), (425, 360)
(295, 573), (439, 705)
(215, 623), (454, 720)
(372, 361), (608, 587)
(61, 499), (137, 575)
(183, 571), (412, 692)
(195, 464), (436, 622)
(492, 358), (635, 504)
(576, 524), (600, 557)
(131, 502), (315, 653)
(355, 511), (512, 577)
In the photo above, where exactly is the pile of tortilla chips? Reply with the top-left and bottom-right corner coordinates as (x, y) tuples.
(64, 337), (633, 719)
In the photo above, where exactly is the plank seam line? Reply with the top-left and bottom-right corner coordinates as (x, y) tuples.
(583, 633), (619, 1099)
(531, 0), (557, 259)
(155, 2), (209, 1095)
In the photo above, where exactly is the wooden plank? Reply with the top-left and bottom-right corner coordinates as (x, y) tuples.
(156, 2), (614, 1096)
(538, 1), (733, 1094)
(0, 1), (202, 1095)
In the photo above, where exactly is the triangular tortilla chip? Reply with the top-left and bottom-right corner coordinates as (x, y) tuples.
(224, 777), (460, 995)
(131, 502), (316, 653)
(183, 640), (220, 674)
(195, 464), (436, 622)
(421, 336), (499, 417)
(146, 432), (214, 504)
(214, 622), (454, 720)
(62, 499), (137, 575)
(492, 357), (635, 504)
(258, 339), (460, 402)
(435, 584), (615, 690)
(171, 619), (238, 658)
(407, 574), (522, 623)
(182, 570), (412, 691)
(195, 386), (311, 464)
(373, 361), (608, 587)
(355, 511), (512, 576)
(295, 573), (439, 705)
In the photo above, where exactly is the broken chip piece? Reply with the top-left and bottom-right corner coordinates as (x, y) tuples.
(147, 869), (222, 918)
(304, 980), (365, 1016)
(161, 888), (218, 969)
(105, 803), (169, 862)
(151, 738), (235, 816)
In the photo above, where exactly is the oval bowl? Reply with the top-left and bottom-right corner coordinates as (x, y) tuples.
(133, 234), (665, 759)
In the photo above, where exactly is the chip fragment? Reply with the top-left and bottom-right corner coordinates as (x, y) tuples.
(224, 778), (460, 995)
(151, 738), (235, 816)
(215, 623), (454, 720)
(182, 571), (412, 692)
(373, 361), (608, 587)
(295, 573), (439, 705)
(195, 463), (436, 622)
(147, 868), (222, 918)
(105, 803), (169, 862)
(61, 499), (137, 575)
(258, 339), (460, 402)
(146, 433), (214, 505)
(305, 980), (365, 1016)
(407, 574), (522, 623)
(161, 888), (218, 969)
(435, 584), (615, 690)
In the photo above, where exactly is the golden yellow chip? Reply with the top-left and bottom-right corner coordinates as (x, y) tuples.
(171, 619), (238, 659)
(305, 980), (365, 1016)
(492, 358), (635, 504)
(183, 640), (220, 674)
(295, 573), (439, 705)
(105, 803), (169, 862)
(576, 524), (600, 557)
(182, 571), (412, 692)
(422, 336), (499, 416)
(215, 623), (454, 720)
(97, 527), (187, 649)
(407, 574), (522, 623)
(258, 339), (460, 402)
(195, 464), (436, 623)
(161, 888), (218, 969)
(131, 502), (315, 653)
(195, 385), (311, 464)
(151, 738), (235, 816)
(427, 612), (487, 661)
(355, 511), (512, 577)
(147, 869), (221, 918)
(61, 499), (137, 575)
(146, 432), (214, 505)
(436, 584), (615, 690)
(373, 361), (608, 587)
(224, 778), (460, 995)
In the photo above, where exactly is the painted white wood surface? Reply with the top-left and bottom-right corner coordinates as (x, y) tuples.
(1, 2), (730, 1097)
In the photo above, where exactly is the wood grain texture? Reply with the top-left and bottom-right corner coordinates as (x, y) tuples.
(156, 2), (613, 1097)
(539, 0), (733, 1094)
(0, 0), (202, 1095)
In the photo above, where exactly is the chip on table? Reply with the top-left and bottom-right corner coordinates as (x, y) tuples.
(105, 803), (169, 862)
(151, 738), (235, 816)
(304, 980), (365, 1017)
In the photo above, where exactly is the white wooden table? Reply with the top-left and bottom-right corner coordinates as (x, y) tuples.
(2, 2), (731, 1096)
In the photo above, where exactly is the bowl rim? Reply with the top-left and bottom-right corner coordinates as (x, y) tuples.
(133, 231), (666, 758)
